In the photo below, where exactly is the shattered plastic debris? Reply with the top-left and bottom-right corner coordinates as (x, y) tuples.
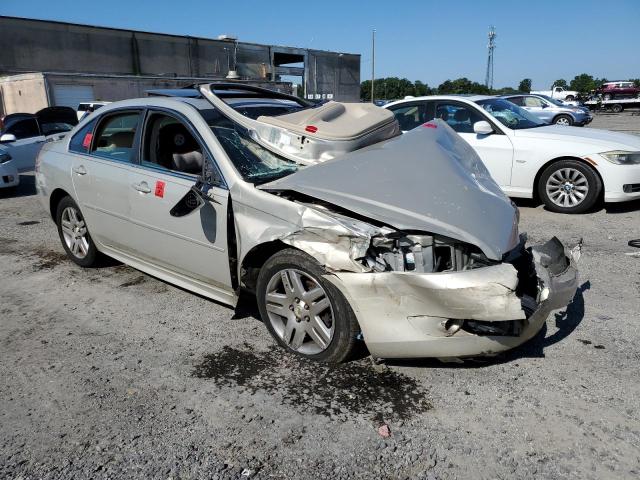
(377, 423), (391, 438)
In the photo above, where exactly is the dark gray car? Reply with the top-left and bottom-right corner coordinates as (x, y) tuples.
(502, 94), (592, 126)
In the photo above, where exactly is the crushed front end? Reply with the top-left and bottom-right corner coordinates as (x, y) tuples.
(325, 233), (579, 360)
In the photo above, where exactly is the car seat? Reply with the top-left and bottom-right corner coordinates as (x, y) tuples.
(157, 123), (203, 175)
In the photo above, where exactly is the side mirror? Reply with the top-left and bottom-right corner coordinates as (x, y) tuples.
(541, 103), (548, 108)
(170, 182), (208, 217)
(0, 133), (17, 143)
(473, 121), (494, 135)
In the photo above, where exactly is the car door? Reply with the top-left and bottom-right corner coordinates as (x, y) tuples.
(521, 96), (553, 123)
(126, 108), (232, 295)
(69, 109), (144, 253)
(0, 117), (46, 172)
(428, 100), (514, 187)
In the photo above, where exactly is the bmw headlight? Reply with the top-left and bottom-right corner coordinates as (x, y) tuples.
(0, 151), (11, 164)
(600, 150), (640, 165)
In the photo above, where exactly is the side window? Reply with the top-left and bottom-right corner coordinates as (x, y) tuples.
(91, 112), (140, 162)
(435, 103), (483, 133)
(387, 103), (427, 131)
(523, 97), (544, 107)
(6, 118), (40, 139)
(69, 118), (98, 154)
(508, 97), (525, 106)
(141, 112), (204, 176)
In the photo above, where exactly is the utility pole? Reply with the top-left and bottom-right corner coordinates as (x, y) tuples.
(484, 26), (496, 90)
(371, 29), (376, 103)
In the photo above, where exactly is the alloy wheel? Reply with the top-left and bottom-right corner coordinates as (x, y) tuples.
(555, 117), (571, 126)
(264, 268), (334, 355)
(60, 206), (89, 259)
(545, 168), (589, 208)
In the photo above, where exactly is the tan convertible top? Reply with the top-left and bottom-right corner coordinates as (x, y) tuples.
(257, 101), (395, 141)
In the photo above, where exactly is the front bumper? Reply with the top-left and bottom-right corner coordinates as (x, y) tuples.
(601, 161), (640, 202)
(327, 237), (579, 359)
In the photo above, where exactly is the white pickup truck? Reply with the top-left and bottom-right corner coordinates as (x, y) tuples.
(530, 85), (579, 101)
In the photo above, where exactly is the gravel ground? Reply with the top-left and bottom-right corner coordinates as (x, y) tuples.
(1, 119), (639, 479)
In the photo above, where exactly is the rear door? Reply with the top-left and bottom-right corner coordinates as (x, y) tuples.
(126, 108), (232, 296)
(428, 100), (514, 187)
(69, 109), (143, 253)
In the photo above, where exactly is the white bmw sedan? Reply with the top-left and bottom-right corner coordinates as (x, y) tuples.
(385, 96), (640, 214)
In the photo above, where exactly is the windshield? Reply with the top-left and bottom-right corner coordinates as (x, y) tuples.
(199, 108), (301, 184)
(539, 95), (565, 107)
(475, 98), (546, 130)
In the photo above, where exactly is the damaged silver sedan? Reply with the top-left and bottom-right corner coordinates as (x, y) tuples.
(36, 83), (579, 362)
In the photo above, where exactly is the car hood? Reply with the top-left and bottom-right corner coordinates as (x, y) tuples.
(260, 120), (519, 260)
(513, 125), (640, 150)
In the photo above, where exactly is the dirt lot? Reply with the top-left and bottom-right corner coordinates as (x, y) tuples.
(1, 117), (639, 479)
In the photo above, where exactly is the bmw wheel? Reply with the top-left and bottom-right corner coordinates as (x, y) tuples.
(56, 196), (100, 267)
(554, 115), (573, 126)
(538, 160), (601, 214)
(256, 248), (360, 363)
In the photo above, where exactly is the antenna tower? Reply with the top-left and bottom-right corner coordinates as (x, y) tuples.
(485, 26), (496, 89)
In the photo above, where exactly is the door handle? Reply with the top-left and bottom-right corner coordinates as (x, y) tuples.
(132, 182), (151, 194)
(72, 165), (87, 176)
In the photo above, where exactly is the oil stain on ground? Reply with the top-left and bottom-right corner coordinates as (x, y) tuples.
(193, 344), (431, 419)
(30, 249), (67, 270)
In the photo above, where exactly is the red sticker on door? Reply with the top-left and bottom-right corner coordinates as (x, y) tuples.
(82, 133), (93, 149)
(154, 181), (165, 198)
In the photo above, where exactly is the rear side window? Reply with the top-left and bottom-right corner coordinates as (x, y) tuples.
(91, 112), (140, 163)
(69, 119), (98, 154)
(387, 103), (427, 131)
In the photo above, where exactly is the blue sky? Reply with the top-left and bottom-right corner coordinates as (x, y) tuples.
(2, 0), (639, 89)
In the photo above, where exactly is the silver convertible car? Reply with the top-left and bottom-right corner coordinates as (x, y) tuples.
(36, 84), (579, 363)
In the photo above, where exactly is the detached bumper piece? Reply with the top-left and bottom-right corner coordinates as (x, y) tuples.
(330, 236), (579, 359)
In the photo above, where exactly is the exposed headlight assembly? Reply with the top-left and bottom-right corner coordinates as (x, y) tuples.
(0, 152), (11, 164)
(600, 150), (640, 165)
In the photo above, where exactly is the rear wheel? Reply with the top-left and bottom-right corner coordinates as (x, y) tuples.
(554, 114), (573, 126)
(565, 95), (575, 101)
(538, 160), (601, 214)
(611, 104), (623, 113)
(56, 196), (100, 267)
(256, 248), (359, 363)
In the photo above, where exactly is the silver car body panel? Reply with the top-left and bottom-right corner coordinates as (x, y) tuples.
(36, 96), (579, 359)
(260, 121), (520, 261)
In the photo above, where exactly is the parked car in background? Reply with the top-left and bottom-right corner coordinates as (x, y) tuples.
(0, 107), (78, 172)
(35, 83), (578, 362)
(531, 85), (579, 101)
(385, 95), (640, 213)
(76, 102), (110, 121)
(502, 94), (592, 126)
(0, 145), (19, 190)
(595, 81), (640, 100)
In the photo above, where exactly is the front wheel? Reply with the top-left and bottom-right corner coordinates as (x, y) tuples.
(538, 160), (602, 214)
(256, 248), (360, 363)
(565, 95), (575, 101)
(611, 104), (623, 113)
(56, 196), (100, 267)
(554, 114), (573, 126)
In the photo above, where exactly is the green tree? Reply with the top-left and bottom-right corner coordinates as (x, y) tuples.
(553, 79), (568, 88)
(437, 78), (490, 95)
(518, 78), (532, 93)
(569, 73), (597, 94)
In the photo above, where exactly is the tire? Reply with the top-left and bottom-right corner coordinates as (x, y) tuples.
(537, 160), (602, 214)
(565, 95), (575, 101)
(611, 104), (623, 113)
(554, 114), (573, 126)
(256, 248), (360, 363)
(55, 196), (100, 267)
